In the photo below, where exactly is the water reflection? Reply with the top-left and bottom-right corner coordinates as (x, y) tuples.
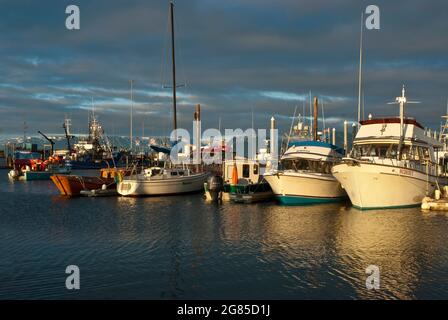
(334, 208), (422, 299)
(2, 170), (448, 299)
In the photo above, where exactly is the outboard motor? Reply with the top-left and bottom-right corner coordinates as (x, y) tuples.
(8, 169), (19, 180)
(207, 175), (224, 202)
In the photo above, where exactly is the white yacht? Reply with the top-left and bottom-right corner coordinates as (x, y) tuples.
(264, 97), (347, 205)
(332, 87), (446, 209)
(264, 140), (347, 205)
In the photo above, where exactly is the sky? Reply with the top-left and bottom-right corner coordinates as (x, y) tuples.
(0, 0), (447, 138)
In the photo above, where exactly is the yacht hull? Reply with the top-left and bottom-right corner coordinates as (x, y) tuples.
(117, 172), (209, 196)
(332, 162), (442, 209)
(264, 171), (347, 205)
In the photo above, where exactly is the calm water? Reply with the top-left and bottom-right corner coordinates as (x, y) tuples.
(1, 169), (448, 299)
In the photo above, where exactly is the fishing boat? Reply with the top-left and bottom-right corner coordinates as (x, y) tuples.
(8, 151), (70, 181)
(332, 86), (447, 209)
(51, 167), (130, 196)
(117, 1), (209, 197)
(204, 159), (273, 203)
(64, 115), (120, 169)
(264, 97), (347, 205)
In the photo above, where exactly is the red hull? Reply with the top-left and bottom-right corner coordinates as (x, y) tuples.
(51, 175), (115, 196)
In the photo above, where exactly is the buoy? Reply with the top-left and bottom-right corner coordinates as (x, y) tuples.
(102, 184), (107, 190)
(435, 189), (441, 200)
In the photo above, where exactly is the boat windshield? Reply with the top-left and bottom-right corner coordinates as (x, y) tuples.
(352, 143), (431, 161)
(282, 159), (332, 174)
(352, 144), (397, 158)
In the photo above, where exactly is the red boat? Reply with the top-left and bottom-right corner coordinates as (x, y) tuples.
(50, 168), (131, 196)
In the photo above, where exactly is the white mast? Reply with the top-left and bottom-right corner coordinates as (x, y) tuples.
(309, 90), (312, 135)
(321, 97), (326, 140)
(357, 11), (364, 128)
(388, 85), (420, 160)
(130, 79), (134, 150)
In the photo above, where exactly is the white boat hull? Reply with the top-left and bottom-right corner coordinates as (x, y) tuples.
(117, 172), (209, 196)
(332, 162), (442, 209)
(264, 171), (347, 205)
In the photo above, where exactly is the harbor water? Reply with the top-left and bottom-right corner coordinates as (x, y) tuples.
(1, 169), (448, 299)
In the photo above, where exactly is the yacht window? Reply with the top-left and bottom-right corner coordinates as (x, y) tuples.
(354, 144), (399, 159)
(401, 146), (410, 160)
(353, 145), (371, 157)
(374, 145), (389, 158)
(386, 145), (398, 158)
(416, 146), (423, 160)
(422, 147), (430, 160)
(242, 164), (250, 178)
(171, 171), (178, 176)
(253, 164), (259, 175)
(295, 159), (310, 171)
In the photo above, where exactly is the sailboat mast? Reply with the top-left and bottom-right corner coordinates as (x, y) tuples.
(130, 79), (134, 150)
(357, 11), (364, 126)
(170, 1), (177, 132)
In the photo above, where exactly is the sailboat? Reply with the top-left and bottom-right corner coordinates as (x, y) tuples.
(117, 1), (209, 196)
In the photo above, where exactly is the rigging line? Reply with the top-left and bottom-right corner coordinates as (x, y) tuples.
(357, 11), (364, 125)
(287, 105), (298, 147)
(362, 88), (366, 120)
(159, 4), (171, 89)
(173, 1), (188, 88)
(302, 98), (305, 129)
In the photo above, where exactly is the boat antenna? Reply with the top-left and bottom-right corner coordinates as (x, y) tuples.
(387, 85), (420, 160)
(357, 11), (364, 130)
(440, 98), (448, 142)
(91, 97), (95, 118)
(287, 105), (298, 147)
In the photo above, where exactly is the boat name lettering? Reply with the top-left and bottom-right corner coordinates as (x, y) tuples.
(399, 168), (413, 176)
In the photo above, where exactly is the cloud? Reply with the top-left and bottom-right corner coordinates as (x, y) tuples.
(0, 0), (447, 138)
